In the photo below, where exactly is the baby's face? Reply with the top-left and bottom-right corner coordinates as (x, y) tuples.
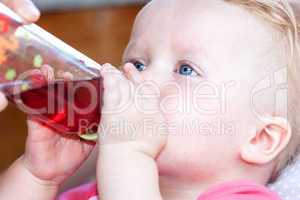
(122, 0), (287, 182)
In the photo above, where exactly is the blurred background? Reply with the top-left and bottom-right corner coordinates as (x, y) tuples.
(0, 0), (147, 191)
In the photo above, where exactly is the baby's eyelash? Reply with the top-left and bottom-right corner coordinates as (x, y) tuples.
(175, 60), (204, 77)
(123, 58), (205, 78)
(124, 59), (147, 72)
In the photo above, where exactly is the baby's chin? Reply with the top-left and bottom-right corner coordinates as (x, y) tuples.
(155, 129), (245, 182)
(156, 152), (218, 184)
(155, 138), (211, 181)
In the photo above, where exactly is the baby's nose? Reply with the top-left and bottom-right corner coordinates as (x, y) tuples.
(143, 64), (174, 86)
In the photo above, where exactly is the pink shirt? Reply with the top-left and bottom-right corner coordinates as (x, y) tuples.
(58, 180), (281, 200)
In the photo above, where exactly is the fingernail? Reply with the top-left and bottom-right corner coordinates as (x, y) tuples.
(17, 1), (40, 22)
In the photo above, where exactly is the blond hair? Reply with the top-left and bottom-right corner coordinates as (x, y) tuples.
(225, 0), (300, 180)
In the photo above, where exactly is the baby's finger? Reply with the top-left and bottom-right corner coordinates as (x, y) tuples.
(63, 72), (74, 81)
(102, 64), (134, 112)
(123, 63), (144, 84)
(100, 63), (122, 77)
(41, 64), (54, 82)
(0, 92), (8, 112)
(101, 64), (123, 109)
(123, 63), (158, 97)
(4, 0), (40, 23)
(30, 69), (47, 86)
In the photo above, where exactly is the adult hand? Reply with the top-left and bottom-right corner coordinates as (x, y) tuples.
(0, 92), (7, 112)
(0, 0), (40, 111)
(2, 0), (40, 23)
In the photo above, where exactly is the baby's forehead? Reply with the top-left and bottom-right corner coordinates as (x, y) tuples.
(135, 0), (257, 31)
(129, 0), (286, 67)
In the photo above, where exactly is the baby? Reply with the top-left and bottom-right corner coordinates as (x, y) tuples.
(0, 0), (300, 200)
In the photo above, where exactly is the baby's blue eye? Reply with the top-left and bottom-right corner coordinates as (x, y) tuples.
(178, 64), (198, 76)
(133, 61), (146, 72)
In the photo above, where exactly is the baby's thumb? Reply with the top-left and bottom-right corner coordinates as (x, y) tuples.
(100, 64), (122, 110)
(26, 119), (52, 140)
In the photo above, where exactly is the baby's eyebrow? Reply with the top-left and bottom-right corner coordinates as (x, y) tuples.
(124, 41), (144, 58)
(126, 41), (136, 50)
(127, 38), (143, 49)
(174, 40), (204, 55)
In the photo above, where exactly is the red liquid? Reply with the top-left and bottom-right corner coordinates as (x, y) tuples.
(8, 76), (103, 135)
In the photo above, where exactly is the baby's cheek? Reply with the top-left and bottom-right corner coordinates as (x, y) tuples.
(160, 80), (225, 127)
(161, 78), (226, 115)
(156, 131), (238, 181)
(160, 79), (197, 121)
(158, 82), (240, 180)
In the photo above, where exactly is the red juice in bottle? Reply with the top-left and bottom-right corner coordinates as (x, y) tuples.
(0, 3), (104, 140)
(8, 76), (103, 137)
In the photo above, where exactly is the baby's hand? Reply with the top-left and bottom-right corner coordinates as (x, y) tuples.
(99, 63), (168, 158)
(98, 63), (167, 200)
(22, 65), (95, 185)
(0, 66), (95, 200)
(22, 120), (95, 185)
(0, 120), (95, 200)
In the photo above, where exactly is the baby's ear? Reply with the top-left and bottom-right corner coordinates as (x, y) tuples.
(240, 117), (291, 165)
